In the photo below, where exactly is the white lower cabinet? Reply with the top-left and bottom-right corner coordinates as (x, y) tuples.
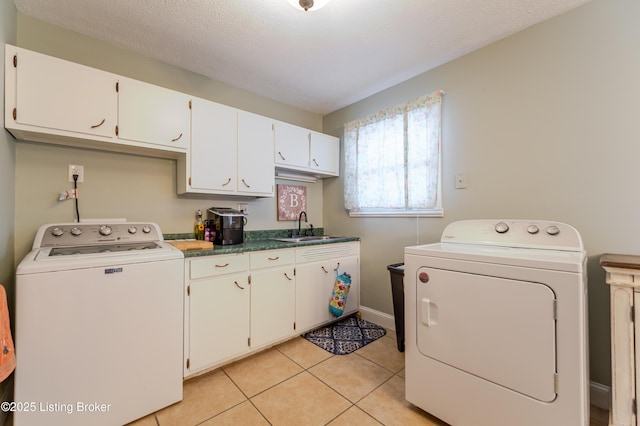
(249, 250), (296, 349)
(184, 242), (359, 378)
(184, 254), (250, 377)
(295, 242), (360, 333)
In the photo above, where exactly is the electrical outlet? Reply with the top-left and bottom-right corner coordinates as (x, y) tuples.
(68, 165), (84, 183)
(237, 203), (248, 214)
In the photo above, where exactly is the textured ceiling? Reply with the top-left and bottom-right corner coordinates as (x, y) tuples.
(13, 0), (591, 115)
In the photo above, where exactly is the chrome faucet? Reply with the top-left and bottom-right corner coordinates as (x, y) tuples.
(298, 211), (307, 236)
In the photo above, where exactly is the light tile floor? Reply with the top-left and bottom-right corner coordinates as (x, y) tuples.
(126, 329), (609, 426)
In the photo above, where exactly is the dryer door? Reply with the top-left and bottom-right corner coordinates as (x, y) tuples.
(415, 267), (557, 402)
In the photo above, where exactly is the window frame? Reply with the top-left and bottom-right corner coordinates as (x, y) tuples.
(344, 90), (444, 218)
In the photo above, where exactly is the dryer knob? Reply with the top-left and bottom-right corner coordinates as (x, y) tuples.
(419, 272), (430, 283)
(99, 225), (113, 236)
(495, 222), (509, 234)
(527, 225), (540, 234)
(546, 225), (560, 236)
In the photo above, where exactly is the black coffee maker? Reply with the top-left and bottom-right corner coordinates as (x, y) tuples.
(207, 207), (246, 245)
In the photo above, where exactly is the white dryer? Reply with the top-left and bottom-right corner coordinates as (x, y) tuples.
(404, 219), (588, 426)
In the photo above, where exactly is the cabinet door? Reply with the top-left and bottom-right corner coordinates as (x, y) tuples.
(117, 77), (190, 150)
(296, 255), (359, 332)
(11, 46), (116, 138)
(295, 260), (335, 331)
(310, 132), (340, 176)
(274, 121), (310, 170)
(189, 98), (238, 192)
(237, 111), (274, 196)
(188, 272), (250, 374)
(250, 266), (296, 349)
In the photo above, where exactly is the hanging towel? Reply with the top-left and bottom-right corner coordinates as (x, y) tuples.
(0, 285), (15, 382)
(329, 272), (352, 317)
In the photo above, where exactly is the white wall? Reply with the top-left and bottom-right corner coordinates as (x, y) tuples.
(323, 0), (639, 387)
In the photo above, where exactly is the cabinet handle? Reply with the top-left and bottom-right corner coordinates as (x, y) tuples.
(278, 151), (286, 160)
(222, 178), (231, 186)
(90, 118), (106, 129)
(312, 159), (319, 167)
(334, 262), (340, 272)
(171, 133), (183, 142)
(321, 266), (329, 274)
(234, 281), (245, 290)
(215, 263), (229, 268)
(268, 257), (280, 261)
(241, 179), (251, 188)
(284, 272), (293, 281)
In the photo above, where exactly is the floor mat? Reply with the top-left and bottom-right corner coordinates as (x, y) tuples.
(302, 316), (387, 355)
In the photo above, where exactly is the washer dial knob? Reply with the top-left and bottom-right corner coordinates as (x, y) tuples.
(70, 227), (82, 236)
(142, 226), (152, 234)
(527, 225), (540, 234)
(546, 225), (560, 236)
(51, 227), (64, 237)
(128, 226), (138, 234)
(495, 222), (509, 234)
(99, 225), (113, 236)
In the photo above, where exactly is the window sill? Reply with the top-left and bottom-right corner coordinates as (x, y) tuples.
(348, 209), (444, 218)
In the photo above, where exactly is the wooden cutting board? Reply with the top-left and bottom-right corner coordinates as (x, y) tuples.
(167, 240), (214, 251)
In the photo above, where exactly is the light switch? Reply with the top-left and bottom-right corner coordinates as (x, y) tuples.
(455, 173), (468, 189)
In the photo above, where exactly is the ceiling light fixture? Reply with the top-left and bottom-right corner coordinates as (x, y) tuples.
(286, 0), (331, 12)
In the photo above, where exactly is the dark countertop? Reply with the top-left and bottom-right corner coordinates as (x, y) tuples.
(180, 236), (360, 258)
(164, 228), (359, 258)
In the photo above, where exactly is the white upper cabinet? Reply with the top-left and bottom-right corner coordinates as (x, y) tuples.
(186, 98), (238, 193)
(178, 102), (274, 197)
(274, 121), (310, 170)
(309, 131), (339, 176)
(237, 111), (275, 196)
(116, 77), (190, 152)
(5, 45), (117, 141)
(274, 120), (339, 178)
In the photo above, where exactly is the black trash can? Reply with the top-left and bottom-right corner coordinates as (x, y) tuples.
(387, 263), (405, 352)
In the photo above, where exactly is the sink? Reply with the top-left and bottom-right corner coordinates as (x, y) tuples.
(271, 235), (339, 243)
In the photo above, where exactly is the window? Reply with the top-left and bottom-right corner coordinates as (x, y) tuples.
(343, 90), (444, 217)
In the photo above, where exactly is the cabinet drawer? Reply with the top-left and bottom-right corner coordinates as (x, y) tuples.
(190, 254), (249, 279)
(250, 249), (294, 270)
(296, 242), (359, 263)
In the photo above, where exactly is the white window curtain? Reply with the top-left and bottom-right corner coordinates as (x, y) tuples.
(344, 90), (444, 217)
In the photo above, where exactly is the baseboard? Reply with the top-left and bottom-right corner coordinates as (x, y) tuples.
(590, 381), (610, 410)
(359, 305), (396, 330)
(360, 306), (612, 411)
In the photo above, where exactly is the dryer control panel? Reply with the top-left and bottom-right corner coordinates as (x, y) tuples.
(440, 219), (583, 252)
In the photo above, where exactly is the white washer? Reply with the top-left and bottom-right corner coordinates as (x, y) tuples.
(404, 219), (588, 426)
(14, 222), (184, 426)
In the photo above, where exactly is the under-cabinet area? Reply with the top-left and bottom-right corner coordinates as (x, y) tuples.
(4, 44), (340, 198)
(183, 242), (360, 378)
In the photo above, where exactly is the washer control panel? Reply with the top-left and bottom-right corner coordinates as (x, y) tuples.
(35, 222), (163, 248)
(441, 219), (583, 251)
